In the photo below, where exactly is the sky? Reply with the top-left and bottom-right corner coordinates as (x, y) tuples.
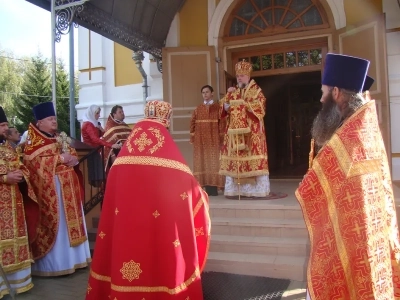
(0, 0), (79, 70)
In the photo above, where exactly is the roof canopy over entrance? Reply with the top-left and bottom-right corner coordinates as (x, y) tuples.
(26, 0), (186, 59)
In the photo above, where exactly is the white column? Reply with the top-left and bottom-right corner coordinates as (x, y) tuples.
(76, 28), (107, 125)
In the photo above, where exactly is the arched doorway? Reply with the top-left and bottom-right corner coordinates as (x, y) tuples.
(219, 0), (333, 178)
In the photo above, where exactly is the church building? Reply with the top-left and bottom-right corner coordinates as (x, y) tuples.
(76, 0), (400, 179)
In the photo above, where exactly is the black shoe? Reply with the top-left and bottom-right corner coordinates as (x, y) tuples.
(205, 186), (218, 196)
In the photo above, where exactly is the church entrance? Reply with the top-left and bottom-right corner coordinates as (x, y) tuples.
(256, 71), (322, 178)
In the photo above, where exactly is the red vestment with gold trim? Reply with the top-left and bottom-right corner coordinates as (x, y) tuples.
(0, 141), (38, 273)
(190, 102), (225, 188)
(102, 115), (131, 173)
(23, 124), (87, 260)
(296, 101), (400, 299)
(86, 119), (210, 300)
(219, 79), (269, 178)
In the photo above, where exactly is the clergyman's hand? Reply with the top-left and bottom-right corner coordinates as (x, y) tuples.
(5, 170), (24, 184)
(365, 90), (372, 102)
(227, 87), (236, 93)
(67, 156), (79, 167)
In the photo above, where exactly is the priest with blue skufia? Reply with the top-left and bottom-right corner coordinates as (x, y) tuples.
(23, 102), (91, 276)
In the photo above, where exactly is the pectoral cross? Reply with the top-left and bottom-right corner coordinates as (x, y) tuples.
(56, 132), (72, 153)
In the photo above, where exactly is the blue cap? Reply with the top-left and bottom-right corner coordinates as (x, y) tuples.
(33, 102), (56, 121)
(0, 107), (7, 123)
(322, 53), (370, 92)
(362, 75), (374, 92)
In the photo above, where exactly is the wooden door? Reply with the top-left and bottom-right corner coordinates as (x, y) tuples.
(162, 47), (217, 169)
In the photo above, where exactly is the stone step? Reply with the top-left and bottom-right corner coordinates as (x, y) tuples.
(209, 204), (303, 220)
(87, 228), (98, 243)
(210, 234), (308, 256)
(212, 217), (308, 238)
(205, 252), (307, 281)
(92, 217), (100, 229)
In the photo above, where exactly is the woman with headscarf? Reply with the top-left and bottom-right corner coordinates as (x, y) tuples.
(81, 105), (121, 186)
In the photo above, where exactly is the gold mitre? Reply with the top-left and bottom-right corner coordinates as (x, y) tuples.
(235, 60), (252, 76)
(144, 100), (173, 128)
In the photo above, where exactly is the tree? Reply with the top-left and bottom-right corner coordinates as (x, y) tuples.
(0, 49), (27, 122)
(55, 59), (80, 137)
(15, 53), (51, 132)
(55, 59), (70, 134)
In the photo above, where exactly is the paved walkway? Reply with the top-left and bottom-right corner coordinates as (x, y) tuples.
(2, 267), (306, 300)
(4, 268), (89, 300)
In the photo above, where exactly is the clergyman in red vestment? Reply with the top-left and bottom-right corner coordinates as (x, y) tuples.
(86, 100), (211, 300)
(297, 53), (400, 299)
(24, 102), (91, 276)
(190, 85), (225, 196)
(219, 60), (270, 198)
(102, 105), (131, 174)
(0, 106), (38, 297)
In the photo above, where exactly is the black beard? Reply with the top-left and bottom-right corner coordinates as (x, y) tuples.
(311, 92), (342, 147)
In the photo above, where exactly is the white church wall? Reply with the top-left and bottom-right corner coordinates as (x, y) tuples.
(76, 27), (168, 127)
(384, 0), (400, 180)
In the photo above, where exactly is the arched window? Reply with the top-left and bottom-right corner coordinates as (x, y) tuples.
(227, 0), (329, 37)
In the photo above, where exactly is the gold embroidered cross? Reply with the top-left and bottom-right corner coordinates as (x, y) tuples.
(115, 208), (119, 215)
(173, 239), (181, 247)
(133, 132), (153, 152)
(153, 210), (160, 218)
(98, 231), (106, 239)
(87, 284), (92, 294)
(180, 192), (188, 200)
(195, 227), (204, 236)
(120, 260), (142, 282)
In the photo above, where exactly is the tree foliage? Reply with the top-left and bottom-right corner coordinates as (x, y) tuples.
(56, 59), (80, 137)
(0, 50), (27, 122)
(0, 49), (80, 137)
(14, 53), (52, 132)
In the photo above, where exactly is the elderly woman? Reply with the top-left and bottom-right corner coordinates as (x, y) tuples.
(81, 105), (120, 186)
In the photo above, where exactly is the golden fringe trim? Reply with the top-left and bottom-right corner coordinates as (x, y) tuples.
(220, 154), (267, 161)
(32, 260), (91, 277)
(234, 177), (256, 185)
(2, 261), (32, 274)
(0, 282), (33, 299)
(70, 236), (88, 247)
(113, 156), (192, 176)
(195, 120), (218, 123)
(227, 128), (250, 134)
(0, 274), (31, 286)
(230, 99), (245, 105)
(219, 169), (269, 178)
(90, 267), (201, 294)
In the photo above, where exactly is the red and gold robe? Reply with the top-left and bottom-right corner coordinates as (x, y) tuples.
(190, 102), (225, 188)
(296, 101), (400, 299)
(219, 79), (269, 179)
(86, 119), (210, 300)
(102, 115), (131, 173)
(23, 123), (87, 260)
(0, 141), (38, 273)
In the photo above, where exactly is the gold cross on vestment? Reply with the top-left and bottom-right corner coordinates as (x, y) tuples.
(133, 132), (153, 152)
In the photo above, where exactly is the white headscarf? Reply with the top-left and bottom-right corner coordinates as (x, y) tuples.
(83, 105), (100, 127)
